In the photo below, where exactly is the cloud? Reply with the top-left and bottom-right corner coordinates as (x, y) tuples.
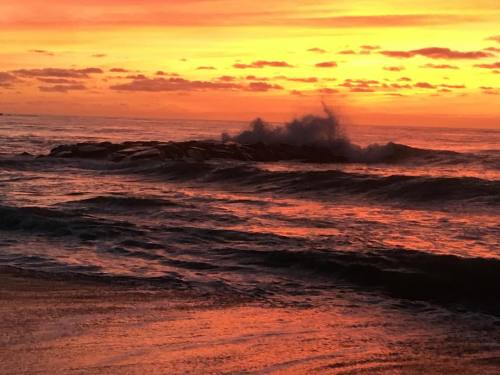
(317, 88), (338, 94)
(440, 84), (465, 89)
(233, 60), (293, 69)
(275, 76), (318, 83)
(110, 74), (285, 93)
(39, 84), (87, 93)
(340, 79), (380, 92)
(389, 83), (411, 89)
(474, 62), (500, 69)
(383, 66), (405, 72)
(486, 35), (500, 43)
(307, 48), (326, 54)
(92, 53), (107, 58)
(126, 74), (147, 79)
(360, 45), (380, 50)
(381, 47), (494, 59)
(338, 50), (356, 55)
(381, 51), (414, 58)
(196, 66), (216, 70)
(398, 77), (412, 81)
(29, 49), (55, 56)
(246, 82), (283, 92)
(155, 71), (179, 76)
(14, 67), (103, 78)
(217, 75), (236, 82)
(111, 77), (242, 91)
(350, 87), (375, 92)
(110, 68), (129, 73)
(421, 63), (459, 69)
(0, 72), (18, 87)
(37, 78), (82, 84)
(340, 79), (379, 87)
(414, 82), (436, 89)
(315, 61), (337, 68)
(245, 75), (269, 81)
(484, 47), (500, 53)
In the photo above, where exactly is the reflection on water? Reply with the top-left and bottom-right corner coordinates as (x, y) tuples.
(0, 114), (499, 371)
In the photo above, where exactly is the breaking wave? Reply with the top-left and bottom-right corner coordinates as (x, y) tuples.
(142, 162), (500, 204)
(221, 107), (467, 164)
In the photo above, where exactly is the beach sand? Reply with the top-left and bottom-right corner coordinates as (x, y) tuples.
(1, 266), (499, 375)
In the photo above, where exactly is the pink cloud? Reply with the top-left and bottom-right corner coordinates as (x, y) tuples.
(474, 62), (500, 69)
(37, 78), (82, 84)
(217, 75), (236, 81)
(110, 75), (282, 93)
(338, 50), (356, 55)
(39, 84), (87, 93)
(484, 47), (500, 53)
(381, 47), (493, 59)
(245, 75), (269, 81)
(486, 35), (500, 43)
(29, 49), (55, 56)
(111, 77), (242, 91)
(421, 63), (459, 69)
(315, 61), (337, 68)
(440, 84), (465, 89)
(414, 82), (436, 89)
(110, 68), (129, 73)
(276, 76), (318, 83)
(383, 66), (405, 72)
(14, 67), (103, 78)
(246, 82), (283, 92)
(317, 88), (338, 94)
(0, 72), (18, 87)
(307, 48), (326, 54)
(233, 61), (293, 69)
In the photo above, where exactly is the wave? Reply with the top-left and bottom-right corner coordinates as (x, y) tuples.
(43, 107), (490, 167)
(142, 162), (500, 204)
(225, 247), (500, 315)
(0, 204), (143, 238)
(46, 139), (466, 165)
(71, 195), (180, 208)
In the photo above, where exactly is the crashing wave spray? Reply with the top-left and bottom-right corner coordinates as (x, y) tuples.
(222, 104), (348, 146)
(222, 104), (422, 163)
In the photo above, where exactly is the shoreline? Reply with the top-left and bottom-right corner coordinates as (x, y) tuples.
(1, 267), (500, 374)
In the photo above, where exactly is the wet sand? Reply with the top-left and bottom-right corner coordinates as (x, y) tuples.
(1, 267), (500, 375)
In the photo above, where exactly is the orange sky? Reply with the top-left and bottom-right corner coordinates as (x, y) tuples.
(0, 0), (499, 126)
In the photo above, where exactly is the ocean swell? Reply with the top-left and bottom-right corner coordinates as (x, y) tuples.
(144, 162), (500, 204)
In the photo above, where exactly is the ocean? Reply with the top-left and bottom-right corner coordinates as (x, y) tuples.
(0, 113), (499, 307)
(2, 113), (500, 372)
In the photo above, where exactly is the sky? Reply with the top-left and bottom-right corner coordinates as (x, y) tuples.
(0, 0), (499, 126)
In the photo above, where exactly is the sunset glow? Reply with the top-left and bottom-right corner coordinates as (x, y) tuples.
(1, 0), (499, 126)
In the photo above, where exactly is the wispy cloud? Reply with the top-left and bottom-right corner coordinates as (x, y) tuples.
(14, 67), (103, 78)
(381, 47), (494, 59)
(39, 84), (87, 93)
(233, 61), (293, 69)
(421, 63), (459, 69)
(474, 62), (500, 69)
(315, 61), (337, 68)
(29, 49), (55, 56)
